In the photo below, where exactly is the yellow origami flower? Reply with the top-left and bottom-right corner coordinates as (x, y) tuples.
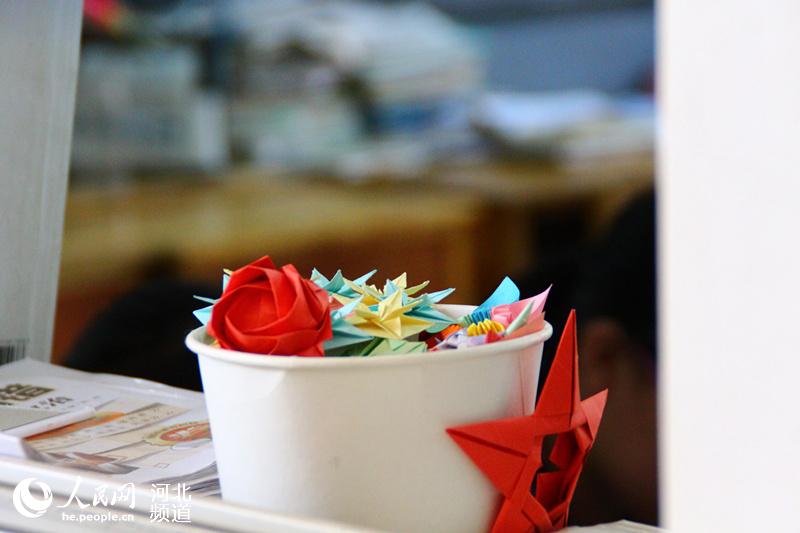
(343, 273), (429, 306)
(338, 288), (432, 340)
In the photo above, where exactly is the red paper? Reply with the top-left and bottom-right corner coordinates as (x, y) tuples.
(422, 324), (462, 349)
(447, 310), (607, 533)
(208, 256), (332, 356)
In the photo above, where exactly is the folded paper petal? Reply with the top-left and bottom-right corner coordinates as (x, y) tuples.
(311, 268), (377, 298)
(326, 296), (373, 350)
(479, 277), (520, 311)
(207, 256), (332, 356)
(460, 277), (520, 326)
(491, 286), (550, 327)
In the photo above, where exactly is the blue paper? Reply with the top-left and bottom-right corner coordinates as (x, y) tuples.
(193, 306), (212, 326)
(192, 271), (231, 326)
(459, 277), (520, 326)
(325, 296), (373, 350)
(404, 287), (456, 332)
(477, 277), (520, 311)
(311, 268), (377, 298)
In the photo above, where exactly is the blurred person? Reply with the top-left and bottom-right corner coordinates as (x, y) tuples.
(571, 190), (656, 525)
(520, 190), (657, 525)
(63, 278), (212, 391)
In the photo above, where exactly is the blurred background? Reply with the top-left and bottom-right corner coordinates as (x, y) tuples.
(58, 0), (656, 525)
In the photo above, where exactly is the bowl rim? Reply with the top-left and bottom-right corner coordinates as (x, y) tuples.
(185, 304), (553, 370)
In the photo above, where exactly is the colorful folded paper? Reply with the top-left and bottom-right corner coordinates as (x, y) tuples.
(191, 256), (606, 532)
(447, 310), (607, 533)
(203, 256), (332, 356)
(194, 255), (550, 357)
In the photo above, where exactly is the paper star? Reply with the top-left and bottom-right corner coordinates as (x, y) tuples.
(404, 287), (456, 332)
(324, 296), (373, 351)
(314, 269), (454, 328)
(343, 272), (430, 306)
(446, 310), (607, 533)
(318, 270), (456, 337)
(311, 268), (377, 298)
(342, 288), (433, 340)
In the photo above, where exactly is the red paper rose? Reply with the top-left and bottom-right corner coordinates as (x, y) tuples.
(207, 256), (332, 356)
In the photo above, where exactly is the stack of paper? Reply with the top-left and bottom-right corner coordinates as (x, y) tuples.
(0, 360), (219, 497)
(472, 90), (655, 162)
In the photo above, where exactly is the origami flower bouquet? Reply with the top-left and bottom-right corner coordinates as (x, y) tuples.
(190, 255), (606, 533)
(193, 255), (550, 358)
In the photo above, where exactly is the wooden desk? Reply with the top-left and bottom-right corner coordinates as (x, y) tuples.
(435, 155), (652, 206)
(433, 154), (654, 277)
(54, 176), (482, 358)
(54, 156), (653, 359)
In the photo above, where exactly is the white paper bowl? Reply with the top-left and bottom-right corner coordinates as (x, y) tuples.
(185, 304), (552, 533)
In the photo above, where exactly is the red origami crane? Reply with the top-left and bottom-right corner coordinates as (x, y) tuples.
(447, 310), (607, 533)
